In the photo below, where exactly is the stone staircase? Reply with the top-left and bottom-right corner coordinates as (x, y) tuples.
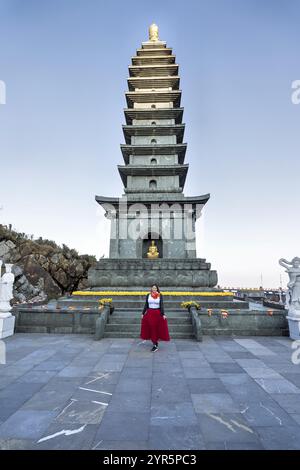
(104, 307), (194, 339)
(56, 290), (248, 340)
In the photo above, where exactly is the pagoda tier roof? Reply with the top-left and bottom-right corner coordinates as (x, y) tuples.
(124, 107), (184, 125)
(120, 143), (187, 164)
(126, 90), (181, 107)
(136, 47), (173, 56)
(95, 194), (210, 212)
(124, 188), (183, 194)
(127, 76), (179, 91)
(129, 64), (178, 77)
(141, 41), (167, 49)
(122, 124), (185, 144)
(118, 164), (189, 188)
(132, 55), (176, 66)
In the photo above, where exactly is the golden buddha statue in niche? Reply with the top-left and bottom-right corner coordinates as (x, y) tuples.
(149, 23), (159, 41)
(147, 240), (159, 258)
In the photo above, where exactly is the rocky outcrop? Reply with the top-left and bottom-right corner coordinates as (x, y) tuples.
(0, 225), (97, 304)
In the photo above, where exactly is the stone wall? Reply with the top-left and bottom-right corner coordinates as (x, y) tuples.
(88, 258), (218, 288)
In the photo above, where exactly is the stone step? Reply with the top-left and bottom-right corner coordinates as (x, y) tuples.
(63, 293), (237, 301)
(109, 316), (191, 324)
(57, 298), (245, 309)
(110, 300), (240, 308)
(115, 307), (186, 312)
(105, 324), (193, 333)
(113, 308), (191, 315)
(103, 331), (195, 339)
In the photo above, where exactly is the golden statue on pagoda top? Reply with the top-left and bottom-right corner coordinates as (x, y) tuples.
(149, 23), (159, 41)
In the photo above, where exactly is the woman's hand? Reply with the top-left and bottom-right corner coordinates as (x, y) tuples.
(163, 314), (167, 320)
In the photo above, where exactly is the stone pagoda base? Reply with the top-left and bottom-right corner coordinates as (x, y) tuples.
(88, 258), (218, 288)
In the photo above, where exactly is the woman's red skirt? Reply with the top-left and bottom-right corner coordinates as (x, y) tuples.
(140, 308), (170, 342)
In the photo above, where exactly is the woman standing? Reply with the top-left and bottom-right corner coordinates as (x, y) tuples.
(140, 284), (170, 352)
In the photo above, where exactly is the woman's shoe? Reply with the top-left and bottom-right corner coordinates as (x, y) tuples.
(151, 344), (159, 352)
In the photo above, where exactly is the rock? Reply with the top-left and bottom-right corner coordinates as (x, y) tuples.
(75, 263), (85, 276)
(68, 261), (78, 277)
(50, 253), (60, 264)
(78, 278), (89, 290)
(0, 240), (16, 257)
(21, 255), (61, 298)
(14, 293), (27, 303)
(53, 268), (68, 289)
(9, 251), (22, 263)
(35, 254), (49, 270)
(12, 265), (23, 278)
(29, 293), (47, 303)
(0, 224), (96, 304)
(16, 275), (27, 286)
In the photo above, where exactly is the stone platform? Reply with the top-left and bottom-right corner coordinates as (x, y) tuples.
(88, 258), (218, 288)
(1, 334), (300, 450)
(12, 295), (288, 338)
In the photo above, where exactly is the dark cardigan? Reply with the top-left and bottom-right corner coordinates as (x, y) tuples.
(142, 293), (165, 316)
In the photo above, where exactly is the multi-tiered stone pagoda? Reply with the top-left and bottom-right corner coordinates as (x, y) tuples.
(88, 24), (218, 289)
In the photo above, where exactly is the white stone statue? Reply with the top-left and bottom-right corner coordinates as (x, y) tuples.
(279, 257), (300, 318)
(0, 261), (16, 338)
(0, 263), (14, 313)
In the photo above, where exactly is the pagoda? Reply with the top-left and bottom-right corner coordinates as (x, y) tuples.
(89, 24), (218, 289)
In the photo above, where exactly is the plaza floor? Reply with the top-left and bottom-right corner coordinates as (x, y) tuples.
(1, 333), (300, 450)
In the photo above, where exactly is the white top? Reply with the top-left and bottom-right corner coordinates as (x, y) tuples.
(148, 295), (160, 309)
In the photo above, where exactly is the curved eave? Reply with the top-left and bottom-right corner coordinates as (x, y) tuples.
(127, 76), (180, 91)
(124, 107), (184, 125)
(95, 193), (211, 210)
(120, 143), (187, 164)
(126, 90), (181, 108)
(129, 64), (179, 77)
(136, 47), (173, 56)
(122, 124), (185, 144)
(118, 164), (189, 188)
(131, 56), (176, 66)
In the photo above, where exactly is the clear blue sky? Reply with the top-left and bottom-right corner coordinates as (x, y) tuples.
(0, 0), (299, 288)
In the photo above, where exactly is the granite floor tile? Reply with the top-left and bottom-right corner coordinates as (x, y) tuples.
(0, 410), (58, 440)
(95, 412), (150, 441)
(240, 400), (299, 427)
(255, 377), (300, 394)
(148, 424), (205, 450)
(191, 393), (240, 414)
(183, 367), (216, 379)
(186, 378), (227, 394)
(256, 425), (300, 450)
(151, 402), (198, 426)
(197, 413), (260, 445)
(34, 423), (99, 450)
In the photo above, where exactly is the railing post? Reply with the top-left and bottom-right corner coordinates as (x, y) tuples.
(95, 305), (112, 340)
(190, 306), (202, 342)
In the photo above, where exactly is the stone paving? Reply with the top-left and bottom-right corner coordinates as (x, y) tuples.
(1, 333), (300, 450)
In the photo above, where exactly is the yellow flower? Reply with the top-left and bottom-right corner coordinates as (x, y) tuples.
(181, 301), (201, 309)
(99, 298), (113, 305)
(72, 291), (233, 297)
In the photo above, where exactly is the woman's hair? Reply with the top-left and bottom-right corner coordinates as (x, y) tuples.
(151, 284), (160, 293)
